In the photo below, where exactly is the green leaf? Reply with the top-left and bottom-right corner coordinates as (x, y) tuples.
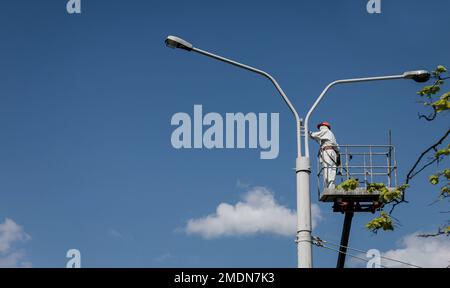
(436, 65), (447, 73)
(429, 174), (440, 185)
(336, 178), (359, 191)
(418, 85), (441, 97)
(431, 98), (450, 113)
(441, 186), (449, 196)
(366, 212), (394, 233)
(381, 189), (403, 202)
(435, 144), (450, 158)
(367, 183), (385, 193)
(366, 183), (404, 203)
(444, 169), (450, 180)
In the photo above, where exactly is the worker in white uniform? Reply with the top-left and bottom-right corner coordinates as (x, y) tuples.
(310, 122), (339, 189)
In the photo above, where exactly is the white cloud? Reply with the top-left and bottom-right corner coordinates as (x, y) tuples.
(0, 251), (32, 268)
(185, 187), (322, 239)
(0, 218), (31, 268)
(380, 233), (450, 268)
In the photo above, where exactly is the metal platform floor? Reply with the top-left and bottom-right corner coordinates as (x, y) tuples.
(320, 187), (383, 203)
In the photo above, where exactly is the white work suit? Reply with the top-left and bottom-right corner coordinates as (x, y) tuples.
(310, 126), (339, 189)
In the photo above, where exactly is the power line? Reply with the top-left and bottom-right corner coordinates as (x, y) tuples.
(321, 237), (422, 268)
(312, 236), (423, 268)
(311, 236), (382, 267)
(316, 242), (389, 268)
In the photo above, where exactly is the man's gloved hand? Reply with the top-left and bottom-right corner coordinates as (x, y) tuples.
(308, 131), (313, 138)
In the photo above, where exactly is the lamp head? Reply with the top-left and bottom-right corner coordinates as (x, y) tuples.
(165, 36), (193, 51)
(403, 70), (431, 83)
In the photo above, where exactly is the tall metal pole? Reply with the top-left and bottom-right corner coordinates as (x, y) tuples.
(296, 156), (312, 268)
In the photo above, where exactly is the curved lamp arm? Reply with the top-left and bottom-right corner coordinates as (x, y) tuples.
(165, 35), (302, 157)
(303, 74), (405, 157)
(192, 47), (302, 157)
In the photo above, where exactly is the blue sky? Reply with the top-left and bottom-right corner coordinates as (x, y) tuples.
(0, 0), (449, 268)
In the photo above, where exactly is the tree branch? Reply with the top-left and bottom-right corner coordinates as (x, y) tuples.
(418, 106), (437, 121)
(418, 229), (449, 238)
(405, 128), (450, 185)
(417, 75), (449, 121)
(388, 199), (408, 215)
(408, 157), (439, 179)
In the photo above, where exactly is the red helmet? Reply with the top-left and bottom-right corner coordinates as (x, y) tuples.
(317, 121), (331, 130)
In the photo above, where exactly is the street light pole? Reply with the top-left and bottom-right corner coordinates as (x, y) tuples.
(165, 35), (430, 268)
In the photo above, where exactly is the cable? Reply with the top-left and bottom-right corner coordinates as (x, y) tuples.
(317, 242), (389, 268)
(313, 236), (421, 268)
(312, 236), (423, 268)
(324, 239), (422, 268)
(311, 236), (383, 267)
